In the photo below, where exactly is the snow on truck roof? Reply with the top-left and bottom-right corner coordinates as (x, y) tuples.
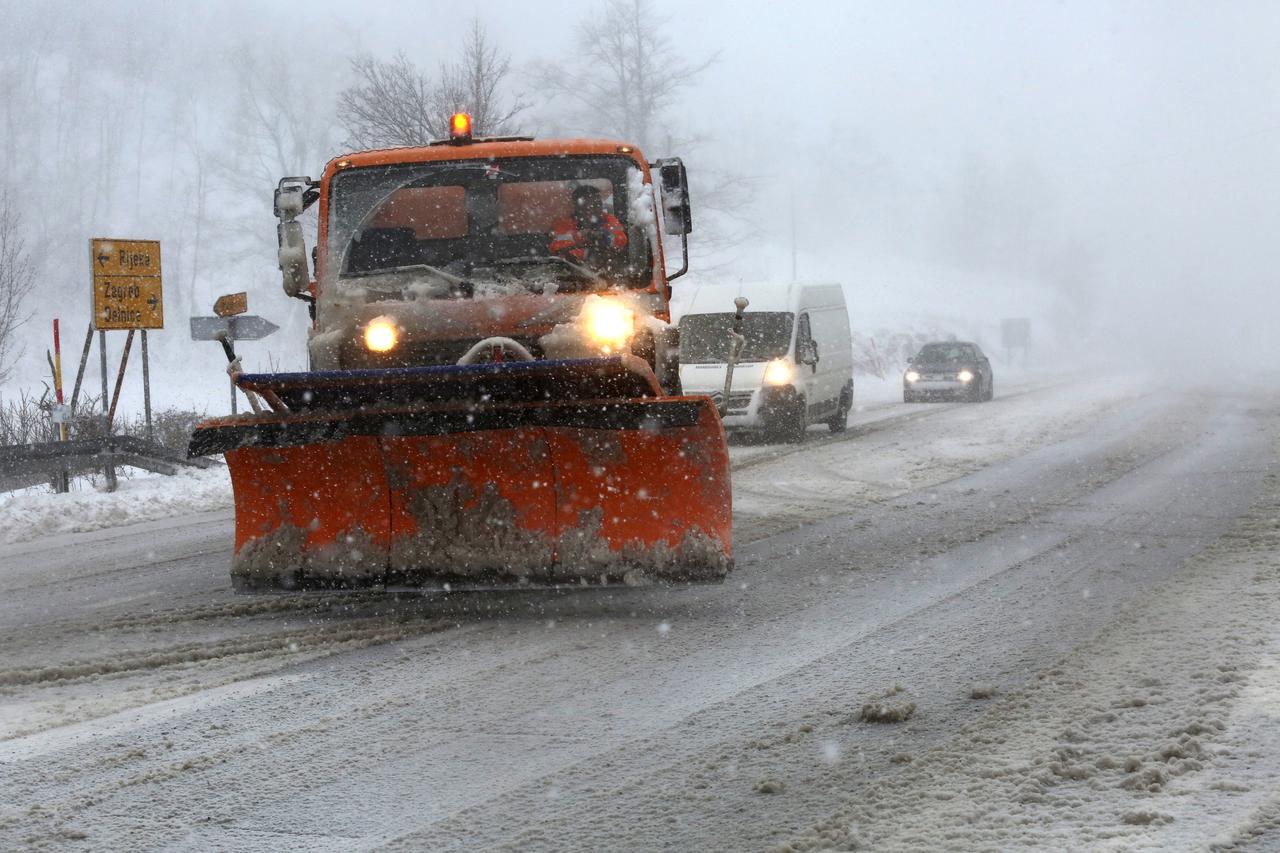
(677, 281), (846, 316)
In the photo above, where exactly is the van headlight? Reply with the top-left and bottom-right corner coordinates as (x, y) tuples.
(905, 370), (920, 383)
(957, 369), (974, 383)
(583, 298), (634, 352)
(764, 359), (793, 386)
(364, 317), (400, 352)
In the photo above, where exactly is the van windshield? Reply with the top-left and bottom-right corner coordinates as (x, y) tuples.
(678, 312), (794, 364)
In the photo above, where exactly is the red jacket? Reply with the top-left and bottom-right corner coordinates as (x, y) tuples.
(549, 213), (628, 261)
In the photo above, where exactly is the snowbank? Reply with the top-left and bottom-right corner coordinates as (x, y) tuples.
(0, 467), (232, 545)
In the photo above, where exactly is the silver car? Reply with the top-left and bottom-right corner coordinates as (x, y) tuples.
(903, 341), (994, 402)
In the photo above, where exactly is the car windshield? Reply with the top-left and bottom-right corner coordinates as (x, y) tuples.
(915, 343), (972, 363)
(678, 312), (794, 364)
(327, 154), (652, 294)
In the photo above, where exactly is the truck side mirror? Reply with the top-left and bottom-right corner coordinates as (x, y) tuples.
(655, 159), (692, 236)
(274, 185), (305, 221)
(278, 220), (309, 297)
(274, 176), (319, 300)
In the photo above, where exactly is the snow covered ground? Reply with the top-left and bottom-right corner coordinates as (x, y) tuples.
(0, 373), (1277, 850)
(729, 367), (1102, 543)
(785, 460), (1280, 851)
(0, 466), (231, 545)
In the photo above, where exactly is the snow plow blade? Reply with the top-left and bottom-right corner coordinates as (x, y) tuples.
(189, 357), (732, 591)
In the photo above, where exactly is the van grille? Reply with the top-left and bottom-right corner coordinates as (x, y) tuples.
(708, 390), (754, 413)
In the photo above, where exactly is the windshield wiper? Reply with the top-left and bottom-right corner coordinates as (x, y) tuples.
(341, 263), (475, 296)
(491, 256), (605, 286)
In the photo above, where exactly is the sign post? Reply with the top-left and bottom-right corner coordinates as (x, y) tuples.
(51, 320), (70, 493)
(1000, 318), (1031, 368)
(190, 302), (279, 416)
(69, 323), (93, 413)
(141, 330), (152, 440)
(91, 238), (165, 491)
(97, 329), (115, 491)
(212, 292), (248, 414)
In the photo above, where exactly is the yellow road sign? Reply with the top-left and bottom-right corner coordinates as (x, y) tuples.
(214, 292), (248, 317)
(91, 238), (163, 329)
(94, 277), (164, 330)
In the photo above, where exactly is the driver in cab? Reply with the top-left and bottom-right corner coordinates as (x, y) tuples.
(549, 184), (627, 272)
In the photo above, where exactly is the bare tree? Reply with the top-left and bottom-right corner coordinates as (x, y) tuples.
(212, 42), (338, 271)
(437, 21), (526, 137)
(221, 44), (335, 199)
(535, 0), (715, 153)
(338, 53), (440, 148)
(0, 192), (36, 383)
(532, 0), (757, 264)
(338, 20), (524, 149)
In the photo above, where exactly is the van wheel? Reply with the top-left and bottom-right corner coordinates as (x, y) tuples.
(828, 385), (851, 432)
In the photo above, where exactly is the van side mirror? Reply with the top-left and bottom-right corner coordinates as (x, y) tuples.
(654, 158), (692, 236)
(799, 339), (819, 366)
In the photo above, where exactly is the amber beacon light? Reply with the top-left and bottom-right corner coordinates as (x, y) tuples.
(449, 112), (473, 142)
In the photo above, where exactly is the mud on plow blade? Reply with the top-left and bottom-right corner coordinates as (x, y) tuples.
(188, 356), (732, 592)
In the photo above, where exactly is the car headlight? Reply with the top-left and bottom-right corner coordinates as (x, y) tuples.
(957, 369), (974, 383)
(364, 317), (399, 352)
(582, 298), (634, 352)
(905, 370), (920, 383)
(764, 359), (793, 386)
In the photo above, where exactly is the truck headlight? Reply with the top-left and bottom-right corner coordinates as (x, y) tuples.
(905, 370), (920, 383)
(583, 298), (634, 352)
(764, 359), (793, 386)
(364, 317), (399, 352)
(957, 369), (974, 383)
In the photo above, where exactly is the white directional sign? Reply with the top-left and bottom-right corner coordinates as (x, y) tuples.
(189, 315), (280, 342)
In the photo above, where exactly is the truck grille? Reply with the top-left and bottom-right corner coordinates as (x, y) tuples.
(343, 338), (544, 369)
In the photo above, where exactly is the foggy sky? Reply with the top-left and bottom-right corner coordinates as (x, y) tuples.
(329, 0), (1280, 364)
(5, 0), (1280, 411)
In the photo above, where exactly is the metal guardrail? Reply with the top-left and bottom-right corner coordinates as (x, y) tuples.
(0, 435), (217, 493)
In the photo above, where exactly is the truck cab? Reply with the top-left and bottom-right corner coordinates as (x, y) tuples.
(272, 117), (694, 391)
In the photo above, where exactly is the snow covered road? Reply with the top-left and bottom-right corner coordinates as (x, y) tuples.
(2, 374), (1278, 851)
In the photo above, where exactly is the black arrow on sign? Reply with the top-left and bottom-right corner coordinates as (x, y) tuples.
(147, 294), (159, 310)
(97, 251), (110, 267)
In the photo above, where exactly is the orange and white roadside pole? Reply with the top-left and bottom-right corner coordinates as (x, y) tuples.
(53, 319), (67, 441)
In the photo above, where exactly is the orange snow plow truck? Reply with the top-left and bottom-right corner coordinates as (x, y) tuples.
(188, 115), (733, 592)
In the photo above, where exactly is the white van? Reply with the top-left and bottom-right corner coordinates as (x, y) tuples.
(676, 282), (853, 442)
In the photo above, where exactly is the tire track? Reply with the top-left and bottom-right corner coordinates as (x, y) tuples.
(731, 375), (1076, 473)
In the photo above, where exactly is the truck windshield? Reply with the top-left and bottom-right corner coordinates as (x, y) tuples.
(678, 312), (794, 364)
(328, 154), (652, 293)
